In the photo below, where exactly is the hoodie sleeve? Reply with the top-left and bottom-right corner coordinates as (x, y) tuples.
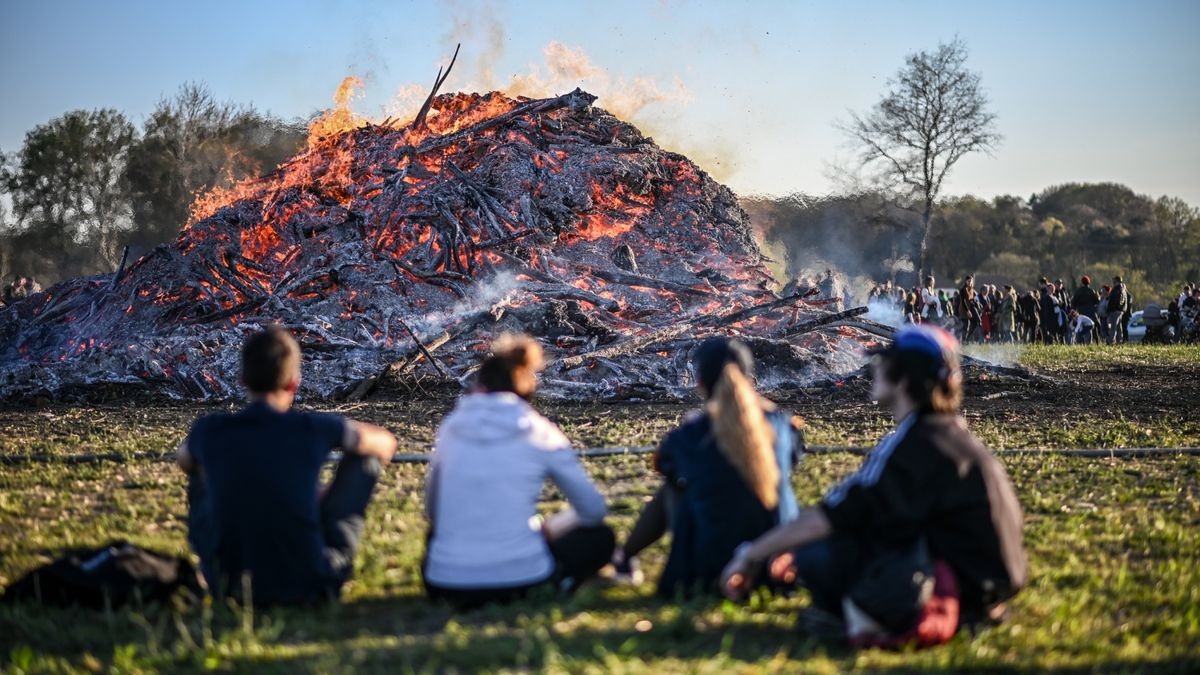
(424, 455), (440, 524)
(545, 449), (608, 525)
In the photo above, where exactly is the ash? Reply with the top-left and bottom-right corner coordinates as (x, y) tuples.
(0, 89), (878, 401)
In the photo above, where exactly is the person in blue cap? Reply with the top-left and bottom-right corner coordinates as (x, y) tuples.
(720, 325), (1026, 645)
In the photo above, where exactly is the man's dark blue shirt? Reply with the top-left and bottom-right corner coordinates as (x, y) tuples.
(187, 401), (347, 603)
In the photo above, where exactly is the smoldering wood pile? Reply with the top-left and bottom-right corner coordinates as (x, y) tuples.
(0, 86), (877, 401)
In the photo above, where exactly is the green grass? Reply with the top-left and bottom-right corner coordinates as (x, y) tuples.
(1014, 343), (1200, 371)
(1, 344), (1198, 673)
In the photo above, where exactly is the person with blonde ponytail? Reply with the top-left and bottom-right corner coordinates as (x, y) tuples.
(613, 337), (804, 597)
(422, 334), (615, 609)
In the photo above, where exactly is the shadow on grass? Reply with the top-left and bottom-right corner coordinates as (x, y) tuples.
(5, 591), (1200, 673)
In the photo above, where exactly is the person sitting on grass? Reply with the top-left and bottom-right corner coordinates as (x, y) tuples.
(177, 326), (397, 605)
(422, 334), (614, 609)
(611, 337), (803, 596)
(720, 325), (1026, 647)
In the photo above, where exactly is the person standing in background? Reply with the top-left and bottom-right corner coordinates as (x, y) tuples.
(1072, 276), (1101, 344)
(1106, 276), (1129, 344)
(921, 277), (940, 323)
(997, 285), (1017, 343)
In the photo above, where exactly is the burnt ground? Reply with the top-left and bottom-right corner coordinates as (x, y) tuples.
(1, 344), (1196, 458)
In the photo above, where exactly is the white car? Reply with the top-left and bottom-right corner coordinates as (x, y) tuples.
(1126, 311), (1145, 343)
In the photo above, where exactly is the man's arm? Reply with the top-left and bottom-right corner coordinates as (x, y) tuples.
(342, 420), (398, 462)
(720, 506), (832, 600)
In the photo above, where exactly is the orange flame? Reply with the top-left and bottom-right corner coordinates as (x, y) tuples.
(308, 76), (367, 146)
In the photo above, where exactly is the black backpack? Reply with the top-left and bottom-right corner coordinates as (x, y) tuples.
(1110, 284), (1128, 312)
(2, 541), (202, 609)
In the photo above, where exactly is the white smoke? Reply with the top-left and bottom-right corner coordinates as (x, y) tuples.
(411, 270), (520, 335)
(866, 298), (904, 328)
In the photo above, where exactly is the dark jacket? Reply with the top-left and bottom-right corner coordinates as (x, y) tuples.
(1039, 290), (1063, 329)
(820, 413), (1027, 615)
(956, 287), (979, 320)
(1055, 288), (1071, 311)
(1018, 293), (1040, 325)
(1072, 286), (1100, 313)
(1108, 283), (1129, 314)
(656, 408), (802, 596)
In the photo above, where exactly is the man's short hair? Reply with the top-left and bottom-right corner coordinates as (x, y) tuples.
(241, 326), (301, 393)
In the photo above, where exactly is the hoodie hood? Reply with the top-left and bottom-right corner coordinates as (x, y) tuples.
(439, 392), (568, 448)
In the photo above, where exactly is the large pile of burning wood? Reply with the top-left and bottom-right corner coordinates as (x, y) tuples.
(0, 82), (880, 401)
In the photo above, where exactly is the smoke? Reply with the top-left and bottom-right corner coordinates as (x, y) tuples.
(383, 83), (429, 122)
(379, 6), (733, 178)
(962, 343), (1022, 367)
(419, 39), (694, 126)
(382, 39), (694, 135)
(439, 0), (506, 90)
(411, 270), (519, 335)
(865, 298), (904, 328)
(742, 193), (921, 296)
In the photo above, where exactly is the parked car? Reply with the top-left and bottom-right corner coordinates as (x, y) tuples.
(1126, 311), (1146, 343)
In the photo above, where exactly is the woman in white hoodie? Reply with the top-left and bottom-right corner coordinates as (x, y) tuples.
(422, 335), (614, 609)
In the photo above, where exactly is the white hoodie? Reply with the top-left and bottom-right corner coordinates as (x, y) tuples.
(423, 392), (607, 589)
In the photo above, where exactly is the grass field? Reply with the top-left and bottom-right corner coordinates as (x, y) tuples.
(1, 344), (1198, 673)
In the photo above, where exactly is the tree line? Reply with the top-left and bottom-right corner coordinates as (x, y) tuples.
(3, 48), (1197, 304)
(0, 83), (306, 284)
(744, 183), (1200, 303)
(746, 39), (1197, 304)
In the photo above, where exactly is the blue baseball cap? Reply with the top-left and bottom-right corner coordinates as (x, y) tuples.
(868, 324), (961, 381)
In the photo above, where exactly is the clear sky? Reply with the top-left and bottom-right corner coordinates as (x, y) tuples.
(2, 0), (1198, 204)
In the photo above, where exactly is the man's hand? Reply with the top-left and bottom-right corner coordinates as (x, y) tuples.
(175, 440), (195, 474)
(720, 543), (758, 601)
(345, 420), (397, 463)
(719, 508), (833, 600)
(769, 551), (798, 584)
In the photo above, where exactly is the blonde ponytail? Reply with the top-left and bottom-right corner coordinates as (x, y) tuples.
(706, 362), (780, 509)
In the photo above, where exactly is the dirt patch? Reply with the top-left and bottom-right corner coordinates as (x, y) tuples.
(1, 352), (1196, 456)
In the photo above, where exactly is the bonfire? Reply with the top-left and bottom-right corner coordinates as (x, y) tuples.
(0, 60), (881, 401)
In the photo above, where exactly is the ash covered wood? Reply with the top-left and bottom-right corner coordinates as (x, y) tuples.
(0, 88), (873, 401)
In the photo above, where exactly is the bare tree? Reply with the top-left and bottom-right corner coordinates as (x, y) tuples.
(842, 39), (1000, 279)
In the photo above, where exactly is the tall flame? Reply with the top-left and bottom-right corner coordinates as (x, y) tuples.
(187, 46), (694, 226)
(307, 76), (367, 146)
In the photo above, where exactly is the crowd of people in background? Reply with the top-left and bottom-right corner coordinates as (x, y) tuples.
(0, 275), (42, 308)
(868, 275), (1200, 345)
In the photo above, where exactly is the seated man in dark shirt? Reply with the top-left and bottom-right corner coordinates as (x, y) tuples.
(177, 326), (397, 604)
(721, 325), (1026, 644)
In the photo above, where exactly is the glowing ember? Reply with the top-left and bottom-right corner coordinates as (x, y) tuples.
(0, 87), (873, 401)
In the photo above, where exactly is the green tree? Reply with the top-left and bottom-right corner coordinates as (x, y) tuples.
(124, 83), (304, 248)
(5, 109), (135, 277)
(842, 39), (1001, 280)
(1153, 196), (1200, 284)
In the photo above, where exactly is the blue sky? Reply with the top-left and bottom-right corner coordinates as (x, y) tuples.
(2, 0), (1198, 204)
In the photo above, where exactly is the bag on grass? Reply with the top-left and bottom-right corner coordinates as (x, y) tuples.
(843, 538), (961, 650)
(1, 540), (202, 609)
